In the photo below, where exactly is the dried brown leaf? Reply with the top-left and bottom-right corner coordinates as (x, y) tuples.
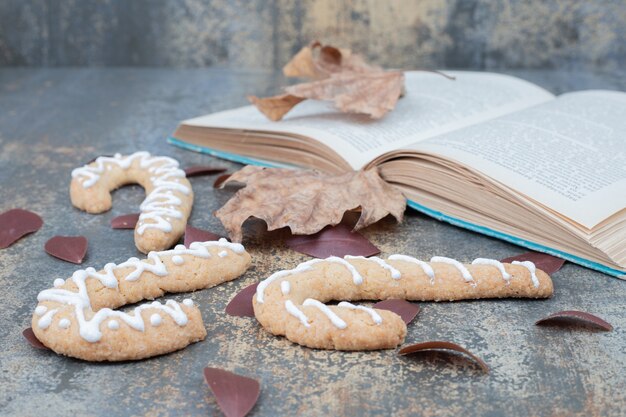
(316, 45), (380, 76)
(282, 44), (320, 79)
(247, 94), (305, 122)
(215, 166), (405, 242)
(282, 41), (376, 80)
(286, 71), (405, 119)
(252, 41), (403, 121)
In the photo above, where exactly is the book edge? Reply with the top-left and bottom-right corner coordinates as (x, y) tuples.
(167, 136), (626, 279)
(405, 200), (625, 279)
(168, 136), (297, 168)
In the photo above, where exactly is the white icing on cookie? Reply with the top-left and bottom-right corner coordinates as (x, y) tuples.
(512, 261), (540, 287)
(344, 255), (401, 279)
(257, 264), (314, 303)
(35, 306), (47, 316)
(218, 250), (228, 258)
(303, 299), (347, 329)
(41, 294), (186, 343)
(321, 257), (364, 284)
(150, 313), (162, 327)
(72, 153), (133, 188)
(53, 278), (65, 288)
(65, 239), (242, 286)
(71, 152), (191, 236)
(58, 318), (71, 329)
(472, 258), (511, 283)
(430, 256), (475, 284)
(259, 258), (372, 327)
(113, 257), (160, 282)
(37, 309), (58, 330)
(182, 299), (194, 307)
(256, 256), (364, 304)
(171, 255), (184, 265)
(388, 254), (435, 284)
(35, 240), (241, 343)
(338, 302), (382, 324)
(260, 255), (547, 335)
(285, 300), (310, 328)
(108, 320), (120, 330)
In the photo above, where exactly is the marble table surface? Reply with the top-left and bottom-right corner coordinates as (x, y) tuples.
(0, 68), (624, 417)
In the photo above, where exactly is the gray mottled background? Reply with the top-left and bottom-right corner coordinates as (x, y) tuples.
(0, 0), (625, 71)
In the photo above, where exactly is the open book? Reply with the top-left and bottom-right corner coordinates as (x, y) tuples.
(169, 71), (626, 278)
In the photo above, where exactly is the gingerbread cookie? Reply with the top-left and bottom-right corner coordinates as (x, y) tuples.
(253, 255), (553, 350)
(33, 239), (251, 361)
(71, 152), (193, 253)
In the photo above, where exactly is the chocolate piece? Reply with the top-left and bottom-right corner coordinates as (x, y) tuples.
(184, 165), (227, 177)
(86, 154), (113, 164)
(110, 213), (140, 229)
(501, 252), (565, 274)
(285, 224), (380, 258)
(0, 208), (43, 249)
(184, 225), (224, 247)
(225, 283), (259, 317)
(372, 299), (420, 325)
(536, 310), (613, 331)
(213, 174), (232, 188)
(44, 235), (88, 264)
(203, 367), (260, 417)
(23, 327), (50, 350)
(399, 341), (489, 373)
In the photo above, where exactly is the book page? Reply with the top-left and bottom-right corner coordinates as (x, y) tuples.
(182, 71), (554, 169)
(411, 90), (626, 228)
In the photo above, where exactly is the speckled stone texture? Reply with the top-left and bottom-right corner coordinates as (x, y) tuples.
(0, 0), (625, 72)
(0, 68), (625, 416)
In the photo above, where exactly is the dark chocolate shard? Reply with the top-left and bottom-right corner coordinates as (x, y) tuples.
(86, 154), (113, 164)
(285, 224), (380, 258)
(372, 299), (420, 325)
(213, 174), (232, 188)
(501, 252), (565, 274)
(203, 367), (260, 417)
(184, 165), (228, 177)
(184, 225), (224, 247)
(0, 208), (43, 249)
(23, 327), (50, 350)
(399, 341), (489, 373)
(225, 283), (259, 317)
(44, 235), (88, 264)
(110, 213), (140, 229)
(535, 310), (613, 331)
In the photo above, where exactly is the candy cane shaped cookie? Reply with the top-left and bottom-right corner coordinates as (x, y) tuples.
(253, 255), (553, 350)
(70, 151), (193, 253)
(32, 239), (251, 361)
